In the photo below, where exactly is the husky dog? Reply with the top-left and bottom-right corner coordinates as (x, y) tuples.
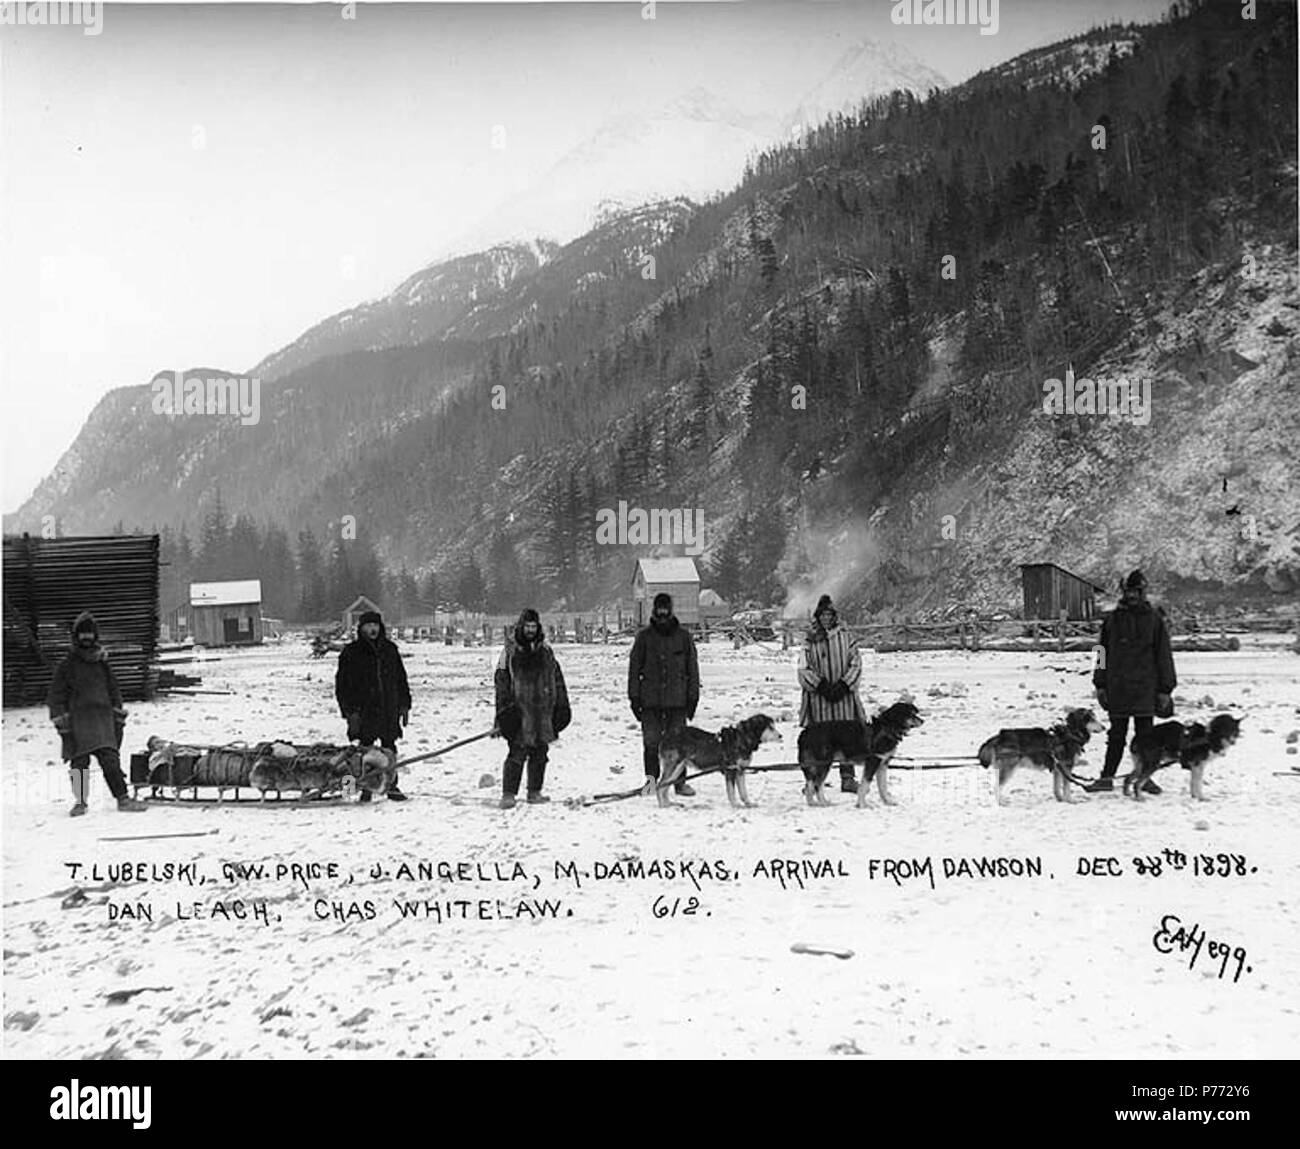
(978, 707), (1104, 805)
(249, 745), (398, 801)
(1125, 713), (1241, 801)
(652, 715), (782, 809)
(798, 700), (925, 808)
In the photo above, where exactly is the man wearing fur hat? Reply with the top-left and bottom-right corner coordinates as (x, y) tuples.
(629, 592), (700, 797)
(335, 609), (412, 801)
(1087, 569), (1177, 794)
(493, 608), (571, 809)
(798, 594), (866, 793)
(47, 611), (147, 815)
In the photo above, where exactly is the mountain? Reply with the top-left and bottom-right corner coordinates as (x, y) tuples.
(455, 43), (948, 253)
(9, 198), (699, 535)
(262, 44), (949, 380)
(8, 3), (1297, 621)
(785, 39), (949, 135)
(251, 240), (560, 385)
(449, 87), (779, 254)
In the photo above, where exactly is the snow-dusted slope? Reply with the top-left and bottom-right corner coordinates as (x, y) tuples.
(457, 87), (778, 251)
(250, 241), (559, 383)
(785, 39), (949, 135)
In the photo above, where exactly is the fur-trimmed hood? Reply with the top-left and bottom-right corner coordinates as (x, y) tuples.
(70, 611), (107, 662)
(511, 607), (546, 652)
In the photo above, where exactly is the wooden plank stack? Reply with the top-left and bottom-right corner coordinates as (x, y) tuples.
(2, 534), (160, 706)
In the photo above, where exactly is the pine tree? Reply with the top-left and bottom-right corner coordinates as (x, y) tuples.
(227, 514), (260, 579)
(296, 529), (325, 622)
(327, 538), (354, 618)
(455, 558), (487, 613)
(709, 517), (748, 604)
(198, 490), (229, 578)
(420, 570), (440, 615)
(485, 525), (522, 613)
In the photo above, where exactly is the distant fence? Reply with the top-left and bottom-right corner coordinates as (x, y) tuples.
(340, 606), (1299, 654)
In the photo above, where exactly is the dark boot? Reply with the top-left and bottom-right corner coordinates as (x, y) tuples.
(840, 766), (858, 794)
(643, 743), (660, 783)
(69, 769), (88, 817)
(526, 747), (548, 797)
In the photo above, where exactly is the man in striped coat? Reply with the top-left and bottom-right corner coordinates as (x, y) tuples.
(797, 594), (866, 793)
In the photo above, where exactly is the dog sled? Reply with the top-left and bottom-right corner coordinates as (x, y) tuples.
(129, 737), (400, 804)
(127, 730), (494, 805)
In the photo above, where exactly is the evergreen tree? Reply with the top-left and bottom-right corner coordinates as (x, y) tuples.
(227, 514), (260, 579)
(327, 537), (354, 618)
(198, 490), (229, 578)
(485, 526), (523, 612)
(420, 569), (440, 615)
(261, 523), (297, 620)
(455, 558), (487, 613)
(709, 518), (748, 603)
(296, 529), (325, 622)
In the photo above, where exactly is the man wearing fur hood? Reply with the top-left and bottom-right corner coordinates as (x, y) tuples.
(628, 592), (700, 796)
(47, 611), (147, 815)
(797, 594), (866, 793)
(336, 609), (412, 801)
(493, 608), (571, 809)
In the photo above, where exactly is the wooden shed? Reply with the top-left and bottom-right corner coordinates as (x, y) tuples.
(632, 558), (700, 627)
(343, 595), (382, 634)
(1019, 562), (1107, 622)
(3, 533), (160, 706)
(699, 587), (731, 625)
(189, 579), (263, 646)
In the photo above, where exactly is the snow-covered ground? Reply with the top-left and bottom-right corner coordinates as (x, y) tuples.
(4, 636), (1298, 1059)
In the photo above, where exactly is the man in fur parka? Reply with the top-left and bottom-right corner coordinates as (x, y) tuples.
(797, 594), (866, 793)
(494, 608), (571, 809)
(46, 611), (147, 815)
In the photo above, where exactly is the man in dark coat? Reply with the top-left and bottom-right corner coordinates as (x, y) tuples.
(493, 608), (571, 809)
(46, 611), (147, 815)
(335, 610), (412, 802)
(1087, 570), (1177, 794)
(629, 592), (700, 796)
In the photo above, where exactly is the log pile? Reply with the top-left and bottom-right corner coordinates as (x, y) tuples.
(3, 534), (160, 706)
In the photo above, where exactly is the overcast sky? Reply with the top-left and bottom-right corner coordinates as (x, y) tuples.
(1, 0), (1171, 514)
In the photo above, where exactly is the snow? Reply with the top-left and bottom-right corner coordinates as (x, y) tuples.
(4, 637), (1298, 1058)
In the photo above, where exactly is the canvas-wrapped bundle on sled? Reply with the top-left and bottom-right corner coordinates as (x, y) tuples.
(129, 736), (399, 802)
